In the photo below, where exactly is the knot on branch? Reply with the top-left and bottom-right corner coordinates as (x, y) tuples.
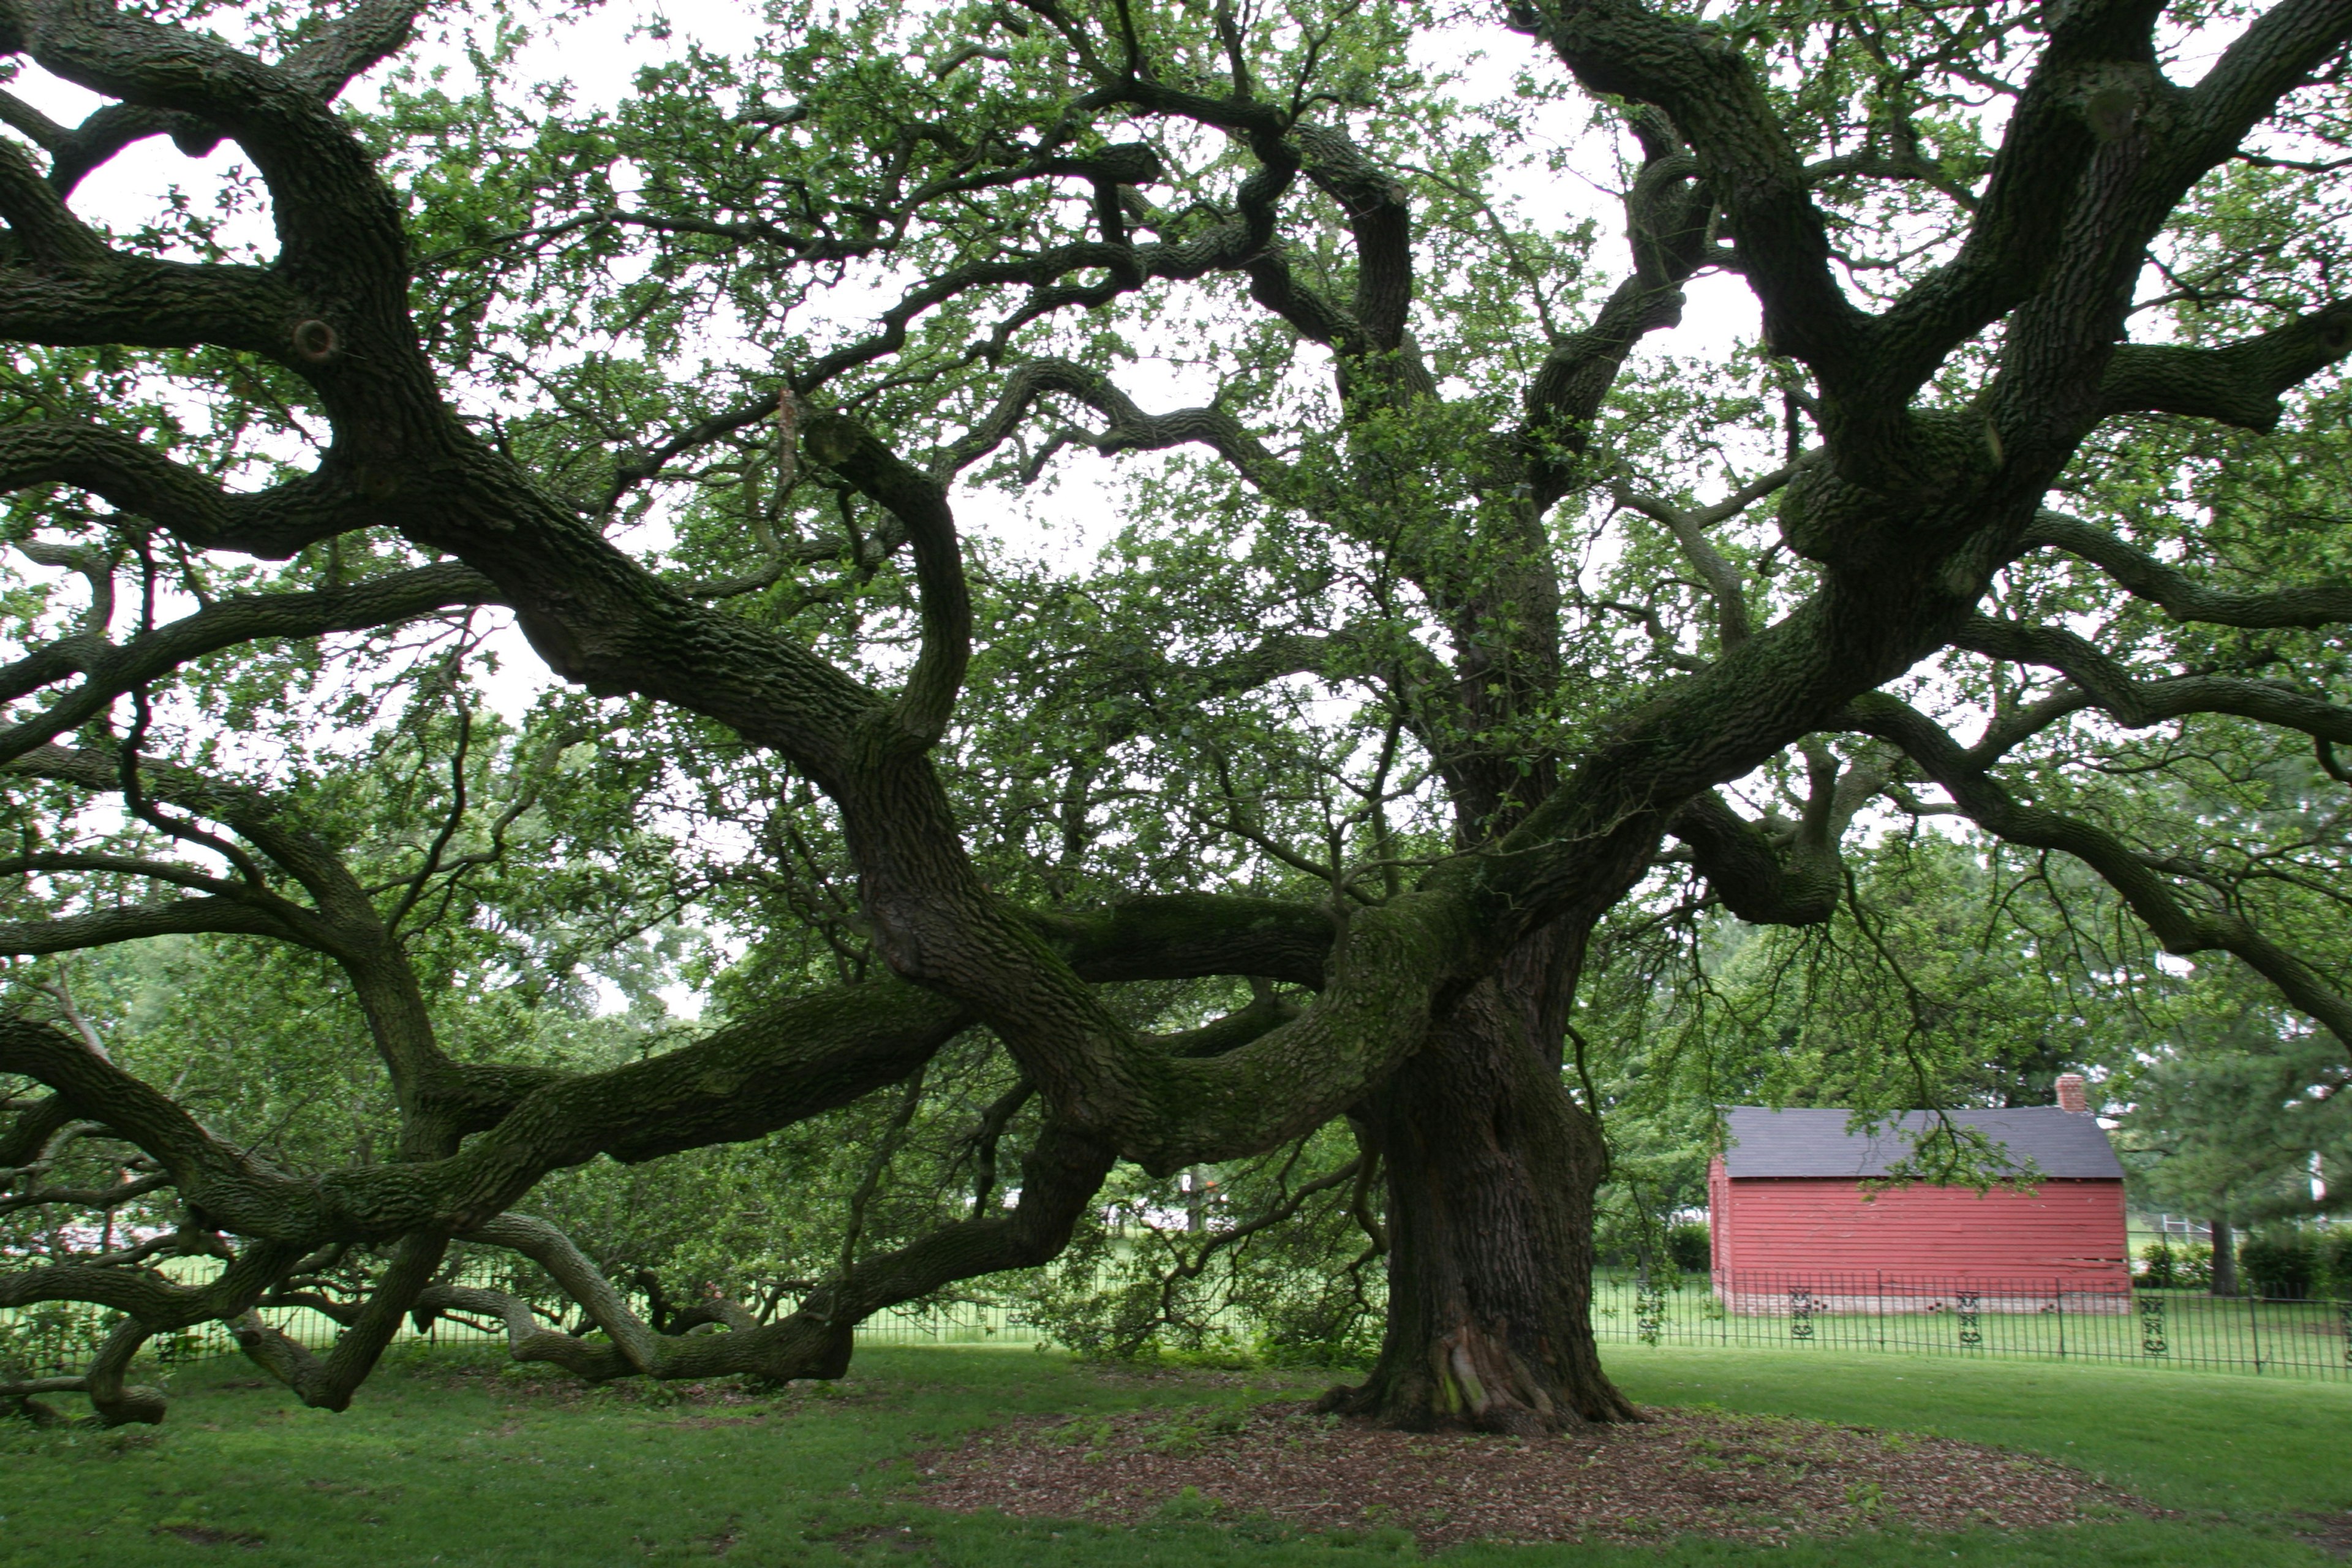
(290, 319), (337, 364)
(2322, 311), (2352, 359)
(801, 410), (862, 469)
(168, 121), (224, 159)
(2083, 83), (2143, 144)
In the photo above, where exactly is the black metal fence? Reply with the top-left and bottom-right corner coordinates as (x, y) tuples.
(1590, 1268), (2352, 1381)
(0, 1288), (1038, 1382)
(12, 1270), (2348, 1385)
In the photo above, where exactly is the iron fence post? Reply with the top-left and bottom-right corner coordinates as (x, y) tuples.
(1635, 1267), (1665, 1347)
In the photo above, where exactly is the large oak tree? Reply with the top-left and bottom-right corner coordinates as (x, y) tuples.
(6, 0), (2352, 1434)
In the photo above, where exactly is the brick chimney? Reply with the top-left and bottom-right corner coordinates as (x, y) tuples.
(2054, 1072), (2089, 1114)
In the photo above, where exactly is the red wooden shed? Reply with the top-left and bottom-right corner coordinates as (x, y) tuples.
(1707, 1081), (2130, 1310)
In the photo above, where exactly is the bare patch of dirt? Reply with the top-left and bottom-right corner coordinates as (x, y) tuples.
(2299, 1512), (2352, 1557)
(917, 1401), (2154, 1550)
(422, 1358), (845, 1416)
(1078, 1365), (1322, 1392)
(824, 1524), (935, 1553)
(152, 1524), (267, 1548)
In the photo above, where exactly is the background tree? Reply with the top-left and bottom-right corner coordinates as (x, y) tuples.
(2117, 972), (2350, 1294)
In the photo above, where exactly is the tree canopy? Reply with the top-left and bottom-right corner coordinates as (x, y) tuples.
(4, 0), (2352, 1431)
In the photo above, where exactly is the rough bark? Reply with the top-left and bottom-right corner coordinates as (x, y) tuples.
(83, 1316), (165, 1427)
(1325, 970), (1629, 1431)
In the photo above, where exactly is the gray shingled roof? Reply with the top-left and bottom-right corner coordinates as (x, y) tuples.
(1719, 1106), (2124, 1180)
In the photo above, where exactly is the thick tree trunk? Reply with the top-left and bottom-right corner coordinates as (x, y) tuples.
(1324, 964), (1635, 1432)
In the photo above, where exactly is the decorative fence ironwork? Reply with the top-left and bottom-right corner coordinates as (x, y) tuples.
(1588, 1269), (2352, 1381)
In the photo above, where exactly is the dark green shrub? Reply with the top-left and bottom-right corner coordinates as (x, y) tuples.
(2175, 1244), (2213, 1288)
(0, 1302), (113, 1379)
(2138, 1240), (2177, 1287)
(1665, 1221), (1711, 1274)
(2319, 1231), (2352, 1300)
(2239, 1232), (2318, 1298)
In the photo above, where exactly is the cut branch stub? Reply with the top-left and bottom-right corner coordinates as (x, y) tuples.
(290, 318), (337, 363)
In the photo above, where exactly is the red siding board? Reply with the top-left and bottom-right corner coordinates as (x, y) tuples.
(1709, 1176), (2129, 1288)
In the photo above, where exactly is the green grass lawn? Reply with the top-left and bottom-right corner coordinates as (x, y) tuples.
(0, 1343), (2343, 1566)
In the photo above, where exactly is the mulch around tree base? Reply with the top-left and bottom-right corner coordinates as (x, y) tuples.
(917, 1401), (2154, 1550)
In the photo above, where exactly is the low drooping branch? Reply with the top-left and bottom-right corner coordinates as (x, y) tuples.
(0, 890), (1343, 1252)
(1954, 614), (2352, 745)
(1842, 692), (2352, 1051)
(231, 1231), (450, 1412)
(82, 1316), (165, 1427)
(1523, 119), (1717, 508)
(0, 979), (965, 1246)
(413, 1118), (1115, 1387)
(0, 886), (1340, 1414)
(937, 357), (1295, 496)
(799, 413), (969, 750)
(0, 1236), (307, 1328)
(0, 562), (499, 767)
(0, 1374), (89, 1411)
(1611, 456), (1812, 652)
(2097, 303), (2352, 429)
(2022, 510), (2352, 628)
(1669, 741), (1882, 926)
